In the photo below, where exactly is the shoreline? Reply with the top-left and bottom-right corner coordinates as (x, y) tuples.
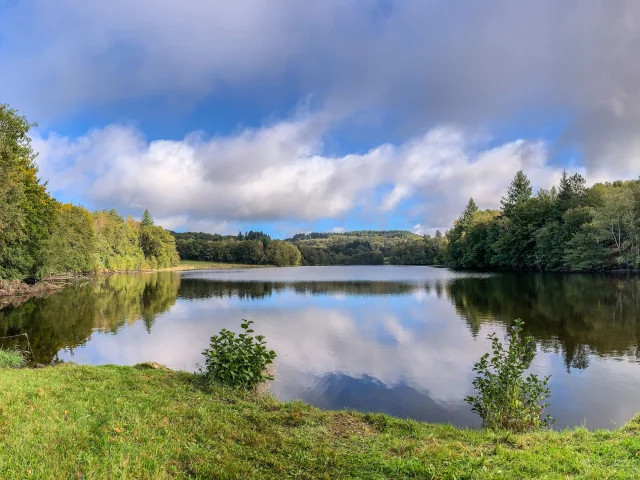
(0, 261), (263, 309)
(0, 363), (638, 478)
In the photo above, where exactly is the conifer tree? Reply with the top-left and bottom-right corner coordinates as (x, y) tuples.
(501, 170), (532, 217)
(141, 209), (154, 227)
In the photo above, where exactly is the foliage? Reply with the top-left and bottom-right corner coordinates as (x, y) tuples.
(0, 365), (639, 478)
(0, 104), (55, 280)
(173, 231), (302, 267)
(265, 240), (302, 266)
(390, 231), (446, 265)
(444, 170), (640, 271)
(175, 231), (269, 265)
(0, 103), (180, 281)
(92, 210), (147, 272)
(0, 348), (24, 368)
(500, 170), (532, 217)
(291, 230), (420, 265)
(465, 319), (552, 432)
(140, 209), (154, 227)
(139, 223), (180, 269)
(201, 320), (276, 390)
(41, 203), (96, 276)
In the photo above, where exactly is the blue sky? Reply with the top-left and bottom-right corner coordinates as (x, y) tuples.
(1, 0), (639, 238)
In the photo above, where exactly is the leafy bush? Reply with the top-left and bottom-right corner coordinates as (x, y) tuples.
(0, 348), (25, 368)
(201, 320), (276, 390)
(465, 319), (552, 432)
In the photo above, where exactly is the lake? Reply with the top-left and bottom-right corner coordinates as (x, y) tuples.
(1, 266), (639, 429)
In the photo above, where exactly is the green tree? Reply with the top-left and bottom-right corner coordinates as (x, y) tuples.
(501, 170), (532, 217)
(41, 203), (96, 276)
(446, 198), (480, 266)
(140, 209), (154, 227)
(590, 184), (639, 267)
(266, 240), (302, 266)
(93, 210), (146, 271)
(139, 224), (180, 269)
(0, 104), (55, 279)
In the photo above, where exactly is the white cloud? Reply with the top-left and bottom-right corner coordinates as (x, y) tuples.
(411, 224), (425, 236)
(3, 0), (640, 174)
(34, 118), (564, 232)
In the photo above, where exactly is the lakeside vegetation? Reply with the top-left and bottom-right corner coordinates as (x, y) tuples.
(0, 348), (24, 368)
(175, 168), (640, 273)
(173, 260), (266, 270)
(443, 170), (640, 271)
(6, 102), (639, 285)
(0, 364), (638, 479)
(0, 105), (180, 282)
(172, 231), (302, 267)
(174, 229), (438, 266)
(289, 231), (421, 266)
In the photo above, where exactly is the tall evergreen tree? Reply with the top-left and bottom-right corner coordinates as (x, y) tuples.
(557, 171), (586, 214)
(501, 170), (532, 217)
(141, 209), (154, 227)
(461, 198), (478, 225)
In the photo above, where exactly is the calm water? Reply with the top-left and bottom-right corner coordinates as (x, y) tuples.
(2, 266), (640, 429)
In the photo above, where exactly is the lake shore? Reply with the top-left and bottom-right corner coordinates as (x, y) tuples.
(0, 364), (638, 479)
(0, 279), (71, 309)
(0, 261), (262, 309)
(158, 260), (267, 271)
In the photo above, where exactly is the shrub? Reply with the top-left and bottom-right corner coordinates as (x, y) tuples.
(465, 319), (552, 432)
(0, 348), (25, 369)
(201, 320), (276, 390)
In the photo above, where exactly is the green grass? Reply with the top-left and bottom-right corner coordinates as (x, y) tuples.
(174, 260), (265, 270)
(0, 348), (24, 368)
(0, 365), (638, 479)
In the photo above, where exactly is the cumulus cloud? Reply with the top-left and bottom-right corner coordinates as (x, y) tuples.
(33, 118), (563, 231)
(3, 0), (640, 172)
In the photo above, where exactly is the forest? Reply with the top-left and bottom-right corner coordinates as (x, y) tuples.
(172, 231), (302, 267)
(0, 104), (179, 281)
(173, 230), (431, 266)
(444, 170), (640, 271)
(289, 231), (422, 265)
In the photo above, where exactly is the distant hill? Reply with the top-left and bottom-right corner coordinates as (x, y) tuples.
(285, 230), (420, 241)
(170, 229), (441, 266)
(285, 230), (424, 266)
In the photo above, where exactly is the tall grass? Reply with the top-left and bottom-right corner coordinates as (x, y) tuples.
(0, 349), (25, 368)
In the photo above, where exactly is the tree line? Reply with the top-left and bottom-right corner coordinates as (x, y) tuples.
(0, 104), (179, 280)
(288, 231), (421, 265)
(443, 170), (640, 271)
(172, 231), (302, 267)
(174, 230), (428, 266)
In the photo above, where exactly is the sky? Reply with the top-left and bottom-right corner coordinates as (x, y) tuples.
(1, 0), (640, 238)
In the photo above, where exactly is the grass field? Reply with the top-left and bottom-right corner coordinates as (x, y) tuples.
(169, 260), (266, 271)
(0, 364), (638, 479)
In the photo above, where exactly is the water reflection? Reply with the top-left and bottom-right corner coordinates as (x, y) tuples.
(447, 273), (640, 370)
(1, 267), (639, 429)
(0, 273), (179, 362)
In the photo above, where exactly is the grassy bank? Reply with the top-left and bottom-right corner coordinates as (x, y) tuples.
(168, 260), (266, 271)
(0, 365), (638, 479)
